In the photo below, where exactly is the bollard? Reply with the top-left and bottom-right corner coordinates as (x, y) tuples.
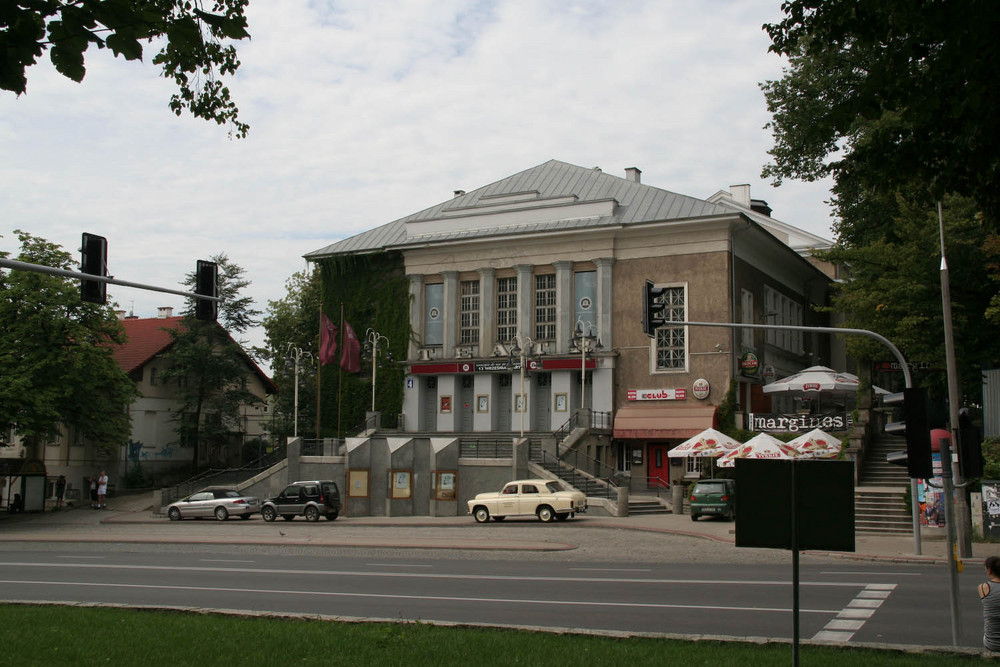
(672, 483), (685, 514)
(617, 486), (629, 517)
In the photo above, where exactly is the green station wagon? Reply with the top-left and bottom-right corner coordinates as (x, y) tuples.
(689, 479), (736, 521)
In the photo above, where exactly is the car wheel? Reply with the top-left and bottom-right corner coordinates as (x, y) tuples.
(304, 506), (320, 522)
(473, 507), (490, 523)
(214, 506), (229, 521)
(690, 514), (698, 522)
(168, 507), (181, 521)
(282, 514), (295, 521)
(325, 512), (338, 521)
(537, 506), (555, 523)
(261, 506), (276, 522)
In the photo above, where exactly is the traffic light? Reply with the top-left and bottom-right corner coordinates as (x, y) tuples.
(80, 233), (108, 304)
(195, 260), (218, 322)
(884, 387), (932, 479)
(959, 409), (984, 479)
(642, 280), (668, 337)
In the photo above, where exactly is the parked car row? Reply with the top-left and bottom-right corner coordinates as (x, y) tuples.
(166, 480), (341, 522)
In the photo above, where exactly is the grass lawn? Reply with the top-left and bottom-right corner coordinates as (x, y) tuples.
(0, 604), (985, 665)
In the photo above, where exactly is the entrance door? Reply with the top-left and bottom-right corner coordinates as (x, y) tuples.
(532, 372), (551, 431)
(495, 375), (511, 431)
(458, 375), (474, 431)
(647, 443), (671, 488)
(422, 377), (438, 431)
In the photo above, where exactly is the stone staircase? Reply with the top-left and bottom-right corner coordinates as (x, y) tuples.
(536, 455), (617, 500)
(627, 498), (670, 515)
(856, 434), (913, 535)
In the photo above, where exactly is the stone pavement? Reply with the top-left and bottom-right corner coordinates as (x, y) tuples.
(0, 491), (987, 566)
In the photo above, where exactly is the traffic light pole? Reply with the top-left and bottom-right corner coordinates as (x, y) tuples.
(0, 257), (222, 304)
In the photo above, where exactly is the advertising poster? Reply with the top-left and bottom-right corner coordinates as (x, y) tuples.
(983, 482), (1000, 539)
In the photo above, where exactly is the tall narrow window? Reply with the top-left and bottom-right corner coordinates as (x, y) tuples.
(741, 289), (754, 348)
(534, 274), (556, 341)
(424, 283), (444, 345)
(653, 285), (687, 371)
(459, 280), (480, 344)
(496, 276), (517, 343)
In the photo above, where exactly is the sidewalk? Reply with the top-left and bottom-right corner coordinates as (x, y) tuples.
(0, 491), (985, 565)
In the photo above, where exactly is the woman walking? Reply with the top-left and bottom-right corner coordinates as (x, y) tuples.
(978, 556), (1000, 652)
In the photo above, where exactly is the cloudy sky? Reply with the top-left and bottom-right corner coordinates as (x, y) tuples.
(1, 0), (834, 361)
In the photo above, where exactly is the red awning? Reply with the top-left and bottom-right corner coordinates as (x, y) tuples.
(613, 404), (717, 440)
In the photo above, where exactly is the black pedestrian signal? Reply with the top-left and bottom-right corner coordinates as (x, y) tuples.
(642, 280), (669, 337)
(80, 233), (108, 304)
(884, 387), (932, 479)
(959, 409), (984, 479)
(195, 260), (218, 322)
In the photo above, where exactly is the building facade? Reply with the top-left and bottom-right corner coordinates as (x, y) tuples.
(307, 160), (838, 494)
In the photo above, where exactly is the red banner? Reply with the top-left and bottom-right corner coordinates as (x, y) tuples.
(319, 313), (338, 366)
(341, 321), (361, 373)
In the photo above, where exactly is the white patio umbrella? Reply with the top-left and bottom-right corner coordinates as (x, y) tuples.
(717, 433), (801, 467)
(666, 428), (741, 458)
(786, 428), (842, 459)
(762, 366), (860, 395)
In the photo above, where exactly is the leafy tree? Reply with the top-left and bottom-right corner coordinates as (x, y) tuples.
(761, 0), (1000, 399)
(0, 230), (137, 457)
(761, 0), (1000, 222)
(816, 194), (998, 402)
(160, 253), (264, 468)
(261, 268), (322, 439)
(2, 0), (251, 137)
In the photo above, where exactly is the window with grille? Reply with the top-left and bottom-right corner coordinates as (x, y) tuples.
(496, 276), (517, 343)
(534, 274), (556, 341)
(653, 285), (686, 371)
(460, 280), (480, 344)
(764, 287), (803, 353)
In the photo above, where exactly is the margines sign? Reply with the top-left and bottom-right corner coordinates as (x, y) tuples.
(747, 412), (852, 433)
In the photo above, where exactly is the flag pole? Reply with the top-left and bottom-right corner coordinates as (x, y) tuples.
(337, 302), (345, 439)
(316, 301), (323, 439)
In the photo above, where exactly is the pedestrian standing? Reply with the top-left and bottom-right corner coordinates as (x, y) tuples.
(97, 471), (108, 509)
(55, 475), (66, 508)
(979, 556), (1000, 652)
(90, 476), (98, 509)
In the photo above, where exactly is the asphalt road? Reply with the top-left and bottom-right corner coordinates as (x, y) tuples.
(0, 543), (985, 648)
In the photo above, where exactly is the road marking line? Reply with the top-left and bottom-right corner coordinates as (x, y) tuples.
(0, 562), (882, 588)
(56, 556), (104, 559)
(199, 559), (255, 563)
(366, 564), (433, 568)
(0, 579), (842, 614)
(811, 583), (896, 642)
(570, 568), (653, 572)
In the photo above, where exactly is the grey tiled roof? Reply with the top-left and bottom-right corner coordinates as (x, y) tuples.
(305, 159), (735, 259)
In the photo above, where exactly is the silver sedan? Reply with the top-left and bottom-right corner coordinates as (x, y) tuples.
(166, 488), (260, 521)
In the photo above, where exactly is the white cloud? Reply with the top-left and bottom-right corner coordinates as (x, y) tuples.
(1, 0), (835, 364)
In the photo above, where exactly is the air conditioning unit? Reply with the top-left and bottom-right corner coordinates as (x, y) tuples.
(417, 348), (432, 361)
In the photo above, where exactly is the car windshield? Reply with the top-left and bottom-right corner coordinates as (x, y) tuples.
(693, 482), (728, 494)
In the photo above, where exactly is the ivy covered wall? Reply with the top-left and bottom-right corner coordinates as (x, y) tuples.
(315, 252), (410, 438)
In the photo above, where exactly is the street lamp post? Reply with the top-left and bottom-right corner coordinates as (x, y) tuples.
(365, 328), (391, 413)
(507, 334), (537, 438)
(285, 343), (313, 438)
(570, 319), (602, 411)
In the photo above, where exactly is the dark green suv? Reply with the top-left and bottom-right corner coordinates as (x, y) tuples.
(689, 479), (736, 521)
(261, 480), (341, 522)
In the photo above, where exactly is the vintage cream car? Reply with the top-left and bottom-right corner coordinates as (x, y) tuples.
(467, 479), (587, 523)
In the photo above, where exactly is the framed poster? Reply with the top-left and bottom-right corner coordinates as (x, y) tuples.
(348, 469), (370, 498)
(631, 448), (643, 465)
(515, 394), (525, 413)
(554, 393), (568, 412)
(435, 471), (457, 501)
(440, 395), (452, 413)
(391, 470), (412, 499)
(476, 395), (489, 413)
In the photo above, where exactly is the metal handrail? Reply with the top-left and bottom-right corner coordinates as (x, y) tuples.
(160, 441), (287, 505)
